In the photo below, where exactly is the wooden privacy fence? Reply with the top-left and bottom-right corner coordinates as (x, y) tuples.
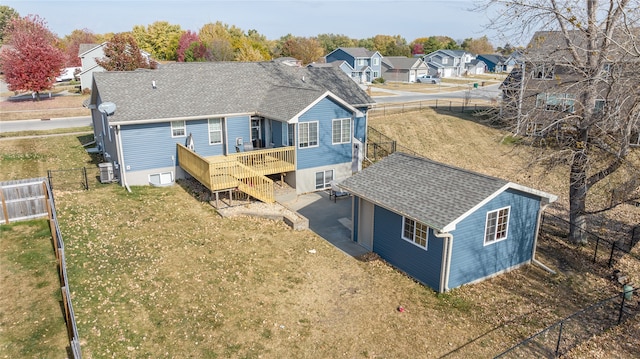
(0, 178), (82, 358)
(44, 179), (82, 358)
(0, 178), (50, 224)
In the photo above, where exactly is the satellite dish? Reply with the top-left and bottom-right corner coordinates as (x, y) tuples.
(98, 102), (117, 116)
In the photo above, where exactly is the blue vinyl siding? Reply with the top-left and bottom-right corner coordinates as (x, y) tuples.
(272, 121), (284, 146)
(326, 49), (355, 66)
(447, 189), (541, 289)
(353, 112), (367, 143)
(121, 120), (226, 172)
(372, 206), (443, 290)
(352, 197), (360, 242)
(226, 115), (251, 153)
(186, 119), (224, 156)
(297, 98), (353, 170)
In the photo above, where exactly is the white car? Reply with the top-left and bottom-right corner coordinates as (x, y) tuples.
(416, 75), (441, 84)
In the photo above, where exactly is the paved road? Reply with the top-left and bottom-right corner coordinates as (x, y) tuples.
(0, 116), (91, 132)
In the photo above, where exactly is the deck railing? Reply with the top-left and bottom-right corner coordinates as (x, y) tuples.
(227, 146), (295, 176)
(177, 144), (295, 203)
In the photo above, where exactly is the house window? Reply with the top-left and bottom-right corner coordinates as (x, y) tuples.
(531, 63), (555, 79)
(332, 118), (351, 144)
(149, 171), (173, 186)
(298, 121), (318, 148)
(357, 59), (365, 66)
(536, 93), (575, 113)
(208, 118), (222, 145)
(373, 71), (379, 78)
(287, 124), (295, 146)
(171, 121), (186, 137)
(484, 207), (510, 245)
(402, 217), (428, 249)
(372, 57), (379, 66)
(315, 169), (333, 190)
(442, 58), (448, 64)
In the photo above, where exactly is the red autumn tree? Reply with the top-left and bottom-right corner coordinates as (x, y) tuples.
(176, 30), (199, 62)
(0, 14), (65, 99)
(96, 32), (157, 71)
(59, 28), (98, 66)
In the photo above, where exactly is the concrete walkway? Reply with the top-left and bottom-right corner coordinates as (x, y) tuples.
(277, 190), (369, 258)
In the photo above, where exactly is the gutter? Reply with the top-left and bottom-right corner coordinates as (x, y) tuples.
(436, 230), (454, 293)
(115, 125), (132, 193)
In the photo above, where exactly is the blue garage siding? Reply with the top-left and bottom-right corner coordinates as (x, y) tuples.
(447, 189), (542, 289)
(225, 115), (251, 153)
(372, 206), (443, 291)
(297, 98), (354, 170)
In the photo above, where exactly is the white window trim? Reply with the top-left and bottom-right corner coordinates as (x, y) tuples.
(208, 118), (223, 145)
(332, 118), (351, 144)
(148, 171), (174, 186)
(315, 169), (334, 190)
(171, 120), (186, 138)
(484, 206), (510, 246)
(401, 217), (429, 250)
(298, 121), (319, 149)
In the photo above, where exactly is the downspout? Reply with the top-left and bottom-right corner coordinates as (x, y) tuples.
(115, 125), (132, 193)
(531, 202), (555, 274)
(436, 230), (454, 293)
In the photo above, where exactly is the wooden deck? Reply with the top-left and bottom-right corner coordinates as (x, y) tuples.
(177, 144), (295, 203)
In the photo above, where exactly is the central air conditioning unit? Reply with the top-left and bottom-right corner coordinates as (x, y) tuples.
(98, 162), (114, 183)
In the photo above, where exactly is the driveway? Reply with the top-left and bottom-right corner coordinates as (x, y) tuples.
(278, 190), (368, 258)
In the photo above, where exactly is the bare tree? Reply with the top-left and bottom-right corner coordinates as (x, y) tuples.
(485, 0), (640, 244)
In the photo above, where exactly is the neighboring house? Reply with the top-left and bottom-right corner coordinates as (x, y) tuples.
(78, 43), (106, 92)
(78, 43), (154, 92)
(338, 152), (557, 293)
(422, 50), (484, 77)
(381, 56), (430, 82)
(324, 47), (383, 83)
(501, 30), (640, 143)
(89, 61), (375, 202)
(477, 54), (507, 72)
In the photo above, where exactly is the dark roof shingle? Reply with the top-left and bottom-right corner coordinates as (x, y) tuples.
(339, 152), (555, 231)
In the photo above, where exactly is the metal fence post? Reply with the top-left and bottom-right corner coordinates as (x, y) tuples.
(617, 290), (627, 325)
(608, 241), (616, 267)
(555, 321), (564, 357)
(82, 167), (88, 190)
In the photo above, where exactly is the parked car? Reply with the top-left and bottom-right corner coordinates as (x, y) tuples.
(416, 75), (441, 84)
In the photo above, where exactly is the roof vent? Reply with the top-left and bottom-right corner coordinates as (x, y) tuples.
(302, 76), (305, 82)
(152, 80), (157, 89)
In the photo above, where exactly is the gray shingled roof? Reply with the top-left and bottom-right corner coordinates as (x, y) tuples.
(339, 152), (555, 232)
(92, 61), (374, 124)
(337, 47), (377, 58)
(382, 56), (422, 70)
(78, 43), (101, 56)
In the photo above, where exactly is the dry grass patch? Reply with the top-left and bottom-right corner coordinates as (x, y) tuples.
(0, 220), (69, 357)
